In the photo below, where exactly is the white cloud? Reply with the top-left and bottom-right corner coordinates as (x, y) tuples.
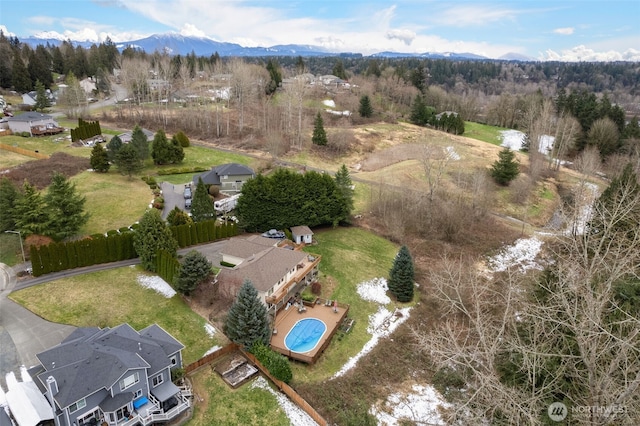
(0, 25), (15, 37)
(180, 23), (206, 38)
(553, 27), (574, 35)
(386, 29), (416, 45)
(541, 45), (640, 62)
(434, 5), (519, 27)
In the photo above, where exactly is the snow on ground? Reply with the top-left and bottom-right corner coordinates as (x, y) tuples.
(204, 323), (217, 337)
(203, 345), (222, 357)
(357, 278), (391, 304)
(370, 384), (451, 426)
(499, 130), (555, 154)
(567, 182), (599, 236)
(326, 109), (351, 116)
(487, 237), (544, 273)
(250, 376), (318, 426)
(136, 275), (176, 298)
(446, 146), (461, 160)
(322, 99), (336, 108)
(333, 305), (411, 379)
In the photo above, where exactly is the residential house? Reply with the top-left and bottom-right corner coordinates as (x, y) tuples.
(216, 236), (320, 317)
(117, 128), (155, 143)
(193, 163), (255, 194)
(23, 323), (190, 426)
(21, 89), (55, 106)
(290, 226), (314, 245)
(7, 112), (61, 136)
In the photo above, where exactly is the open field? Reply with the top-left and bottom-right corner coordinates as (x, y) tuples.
(463, 121), (509, 145)
(9, 266), (222, 365)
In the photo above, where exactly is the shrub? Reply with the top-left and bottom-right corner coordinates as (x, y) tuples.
(106, 229), (119, 236)
(311, 281), (322, 295)
(251, 342), (293, 384)
(220, 260), (236, 267)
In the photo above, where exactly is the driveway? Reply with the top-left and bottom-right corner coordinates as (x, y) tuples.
(0, 263), (76, 387)
(161, 181), (190, 219)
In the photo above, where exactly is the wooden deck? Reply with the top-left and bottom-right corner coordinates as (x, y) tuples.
(270, 298), (349, 364)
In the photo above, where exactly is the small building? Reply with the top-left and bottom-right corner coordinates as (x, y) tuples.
(290, 225), (314, 245)
(193, 163), (255, 194)
(21, 89), (55, 106)
(117, 128), (155, 143)
(7, 112), (61, 136)
(13, 323), (191, 426)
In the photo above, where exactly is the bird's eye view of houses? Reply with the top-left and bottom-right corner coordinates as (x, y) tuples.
(1, 1), (639, 425)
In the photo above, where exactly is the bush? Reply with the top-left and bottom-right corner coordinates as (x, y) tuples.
(311, 281), (322, 295)
(106, 229), (119, 236)
(251, 342), (293, 384)
(220, 260), (236, 267)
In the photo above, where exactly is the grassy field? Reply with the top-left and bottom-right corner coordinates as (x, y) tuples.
(71, 170), (152, 234)
(0, 133), (84, 158)
(8, 266), (221, 364)
(464, 121), (509, 145)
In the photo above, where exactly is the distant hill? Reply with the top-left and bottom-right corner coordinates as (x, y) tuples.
(20, 33), (490, 60)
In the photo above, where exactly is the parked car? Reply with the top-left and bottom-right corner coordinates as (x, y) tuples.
(262, 229), (285, 239)
(183, 185), (192, 199)
(185, 198), (192, 209)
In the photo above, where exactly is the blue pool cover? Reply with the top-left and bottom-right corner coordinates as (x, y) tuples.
(133, 396), (148, 409)
(284, 318), (327, 353)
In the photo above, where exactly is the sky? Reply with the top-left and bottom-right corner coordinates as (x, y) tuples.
(0, 0), (639, 61)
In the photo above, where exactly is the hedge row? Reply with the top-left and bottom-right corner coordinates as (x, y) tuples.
(156, 166), (208, 176)
(30, 232), (136, 276)
(29, 220), (238, 277)
(70, 118), (102, 142)
(156, 249), (180, 285)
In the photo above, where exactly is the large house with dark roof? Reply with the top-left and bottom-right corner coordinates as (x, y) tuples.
(216, 235), (321, 317)
(193, 163), (254, 194)
(24, 323), (190, 426)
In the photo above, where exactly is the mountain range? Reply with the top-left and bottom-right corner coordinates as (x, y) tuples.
(20, 32), (535, 61)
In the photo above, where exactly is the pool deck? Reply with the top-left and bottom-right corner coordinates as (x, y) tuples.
(270, 299), (349, 364)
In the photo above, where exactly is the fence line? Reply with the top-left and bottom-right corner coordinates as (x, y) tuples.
(184, 342), (328, 426)
(0, 143), (50, 159)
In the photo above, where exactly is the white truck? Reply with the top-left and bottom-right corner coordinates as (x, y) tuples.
(214, 194), (241, 214)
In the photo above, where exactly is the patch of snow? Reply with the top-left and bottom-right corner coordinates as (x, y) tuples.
(325, 109), (351, 116)
(203, 345), (222, 357)
(567, 182), (599, 235)
(332, 306), (411, 379)
(357, 278), (391, 304)
(250, 376), (318, 426)
(370, 384), (451, 426)
(499, 130), (555, 155)
(204, 323), (217, 337)
(488, 237), (544, 273)
(322, 99), (336, 108)
(446, 146), (461, 160)
(136, 275), (176, 298)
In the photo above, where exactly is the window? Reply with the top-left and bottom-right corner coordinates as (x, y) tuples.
(69, 398), (86, 413)
(134, 389), (142, 398)
(170, 356), (177, 366)
(119, 372), (139, 391)
(152, 374), (164, 387)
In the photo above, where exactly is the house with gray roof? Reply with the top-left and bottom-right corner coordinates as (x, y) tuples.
(23, 323), (190, 426)
(117, 128), (155, 143)
(216, 236), (321, 316)
(193, 163), (254, 194)
(7, 112), (61, 136)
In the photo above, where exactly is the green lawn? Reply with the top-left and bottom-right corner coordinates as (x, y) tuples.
(8, 266), (221, 364)
(464, 121), (509, 146)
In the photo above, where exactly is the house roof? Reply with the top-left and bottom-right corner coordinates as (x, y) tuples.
(218, 246), (307, 292)
(291, 225), (313, 236)
(7, 112), (53, 122)
(221, 238), (277, 260)
(35, 323), (184, 409)
(117, 128), (154, 143)
(193, 163), (254, 185)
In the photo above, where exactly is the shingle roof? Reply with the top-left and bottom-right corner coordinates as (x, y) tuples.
(218, 246), (307, 292)
(7, 112), (53, 122)
(35, 323), (183, 409)
(193, 163), (254, 185)
(291, 225), (313, 236)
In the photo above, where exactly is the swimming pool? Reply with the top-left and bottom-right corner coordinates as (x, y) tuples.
(284, 318), (327, 353)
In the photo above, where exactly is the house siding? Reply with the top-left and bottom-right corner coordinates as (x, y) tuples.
(66, 389), (108, 425)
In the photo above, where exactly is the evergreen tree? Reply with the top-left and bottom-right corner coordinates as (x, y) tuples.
(106, 135), (123, 162)
(265, 58), (282, 95)
(312, 112), (327, 146)
(130, 125), (150, 161)
(169, 134), (185, 163)
(175, 130), (190, 147)
(358, 94), (373, 118)
(133, 209), (178, 272)
(0, 177), (19, 232)
(223, 279), (271, 349)
(388, 245), (415, 302)
(12, 50), (31, 92)
(332, 59), (347, 80)
(490, 147), (520, 186)
(90, 143), (110, 172)
(34, 80), (50, 111)
(166, 206), (192, 226)
(623, 116), (640, 139)
(28, 46), (53, 88)
(175, 250), (212, 296)
(410, 95), (428, 126)
(44, 172), (89, 241)
(334, 164), (354, 217)
(191, 178), (215, 222)
(151, 129), (172, 165)
(115, 143), (142, 178)
(295, 56), (306, 74)
(14, 181), (49, 236)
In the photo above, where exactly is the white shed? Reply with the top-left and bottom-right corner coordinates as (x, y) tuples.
(291, 225), (314, 245)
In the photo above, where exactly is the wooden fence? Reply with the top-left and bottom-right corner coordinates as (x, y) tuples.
(0, 143), (49, 159)
(184, 342), (328, 426)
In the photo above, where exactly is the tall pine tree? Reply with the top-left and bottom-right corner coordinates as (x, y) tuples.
(14, 181), (49, 236)
(388, 245), (415, 302)
(490, 147), (520, 186)
(0, 177), (19, 232)
(312, 112), (327, 146)
(223, 279), (271, 349)
(359, 95), (373, 118)
(115, 143), (142, 178)
(191, 177), (215, 222)
(130, 125), (150, 161)
(90, 143), (110, 172)
(44, 172), (89, 241)
(334, 164), (354, 218)
(133, 209), (178, 272)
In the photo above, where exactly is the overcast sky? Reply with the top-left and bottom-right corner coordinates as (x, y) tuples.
(1, 0), (639, 61)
